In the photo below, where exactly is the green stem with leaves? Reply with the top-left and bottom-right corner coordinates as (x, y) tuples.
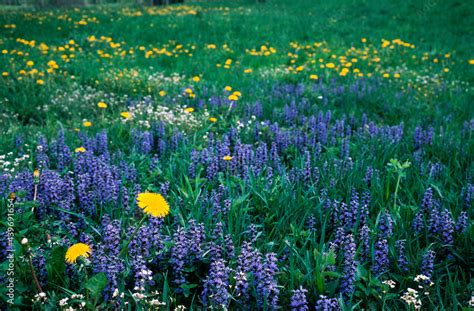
(119, 214), (148, 258)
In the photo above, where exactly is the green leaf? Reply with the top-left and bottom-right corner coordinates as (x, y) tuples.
(47, 246), (67, 284)
(85, 272), (108, 298)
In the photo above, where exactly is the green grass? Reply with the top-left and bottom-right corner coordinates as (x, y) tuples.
(0, 0), (473, 310)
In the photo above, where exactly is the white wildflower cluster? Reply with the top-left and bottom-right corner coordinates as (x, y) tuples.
(32, 292), (47, 304)
(400, 288), (421, 310)
(49, 83), (127, 116)
(381, 279), (396, 293)
(128, 99), (209, 131)
(102, 67), (185, 92)
(112, 288), (125, 299)
(257, 65), (290, 80)
(414, 274), (434, 296)
(134, 267), (154, 292)
(236, 115), (258, 131)
(0, 152), (31, 175)
(146, 70), (184, 87)
(415, 274), (434, 287)
(414, 274), (431, 284)
(131, 287), (166, 308)
(58, 294), (86, 310)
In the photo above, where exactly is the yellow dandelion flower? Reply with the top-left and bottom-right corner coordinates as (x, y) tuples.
(121, 111), (131, 119)
(468, 59), (474, 65)
(310, 74), (318, 80)
(192, 76), (200, 82)
(97, 102), (107, 108)
(325, 63), (335, 69)
(2, 72), (8, 77)
(223, 155), (233, 161)
(159, 90), (166, 97)
(136, 192), (170, 218)
(340, 68), (349, 76)
(296, 65), (304, 72)
(224, 86), (232, 92)
(47, 60), (58, 69)
(185, 88), (193, 94)
(233, 91), (242, 97)
(65, 243), (92, 264)
(36, 79), (44, 85)
(184, 107), (194, 113)
(228, 94), (239, 101)
(209, 117), (217, 123)
(394, 73), (401, 78)
(383, 73), (390, 78)
(26, 60), (34, 67)
(75, 146), (86, 153)
(83, 121), (92, 127)
(244, 69), (253, 73)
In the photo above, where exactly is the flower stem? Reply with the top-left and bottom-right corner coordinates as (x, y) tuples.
(27, 253), (43, 293)
(119, 214), (147, 257)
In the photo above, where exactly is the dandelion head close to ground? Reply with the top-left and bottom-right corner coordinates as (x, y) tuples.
(65, 243), (92, 264)
(136, 192), (170, 218)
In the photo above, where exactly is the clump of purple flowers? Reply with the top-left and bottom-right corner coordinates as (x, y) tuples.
(421, 250), (435, 279)
(201, 259), (231, 308)
(315, 295), (341, 311)
(339, 234), (357, 298)
(372, 238), (389, 276)
(290, 286), (308, 311)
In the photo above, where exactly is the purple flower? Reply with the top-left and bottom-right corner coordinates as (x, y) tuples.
(315, 295), (340, 311)
(306, 215), (317, 233)
(428, 206), (441, 236)
(339, 234), (357, 298)
(372, 238), (389, 276)
(189, 149), (200, 178)
(256, 252), (280, 309)
(456, 211), (468, 233)
(92, 217), (124, 301)
(187, 219), (205, 259)
(170, 226), (189, 286)
(303, 150), (312, 183)
(377, 211), (393, 239)
(421, 187), (434, 213)
(412, 211), (424, 233)
(421, 250), (435, 279)
(234, 241), (258, 301)
(396, 240), (409, 273)
(206, 154), (218, 180)
(201, 259), (231, 308)
(462, 183), (473, 208)
(290, 286), (308, 311)
(359, 225), (370, 262)
(365, 167), (374, 188)
(440, 209), (454, 246)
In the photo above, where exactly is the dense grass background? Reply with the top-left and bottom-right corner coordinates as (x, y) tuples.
(0, 0), (473, 310)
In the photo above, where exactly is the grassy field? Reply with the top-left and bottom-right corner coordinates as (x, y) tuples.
(0, 0), (473, 309)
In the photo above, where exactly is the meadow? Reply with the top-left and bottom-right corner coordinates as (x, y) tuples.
(0, 0), (473, 309)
